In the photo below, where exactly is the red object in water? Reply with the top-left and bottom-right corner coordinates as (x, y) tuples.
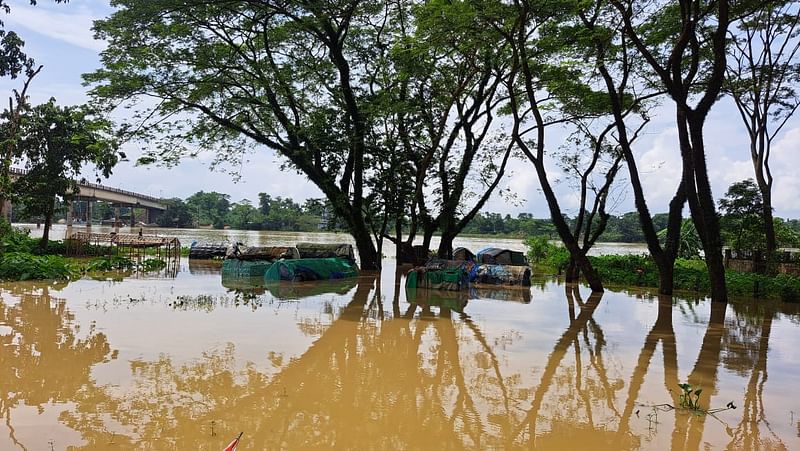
(223, 432), (243, 451)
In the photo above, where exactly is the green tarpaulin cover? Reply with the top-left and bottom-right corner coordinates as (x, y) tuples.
(221, 259), (273, 278)
(405, 267), (470, 291)
(264, 257), (359, 282)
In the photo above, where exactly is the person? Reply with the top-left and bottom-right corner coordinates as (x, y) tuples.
(138, 227), (143, 237)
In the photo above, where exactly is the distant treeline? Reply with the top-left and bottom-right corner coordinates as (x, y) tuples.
(156, 192), (346, 232)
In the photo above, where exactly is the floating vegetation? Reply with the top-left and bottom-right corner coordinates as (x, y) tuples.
(638, 382), (737, 424)
(169, 292), (265, 312)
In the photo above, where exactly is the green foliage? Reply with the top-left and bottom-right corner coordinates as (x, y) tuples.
(186, 191), (230, 229)
(140, 258), (166, 272)
(719, 179), (766, 250)
(524, 235), (570, 272)
(156, 197), (193, 228)
(678, 383), (702, 411)
(86, 255), (134, 272)
(0, 224), (34, 253)
(582, 253), (800, 301)
(11, 99), (120, 246)
(658, 219), (702, 259)
(86, 256), (167, 273)
(0, 251), (78, 280)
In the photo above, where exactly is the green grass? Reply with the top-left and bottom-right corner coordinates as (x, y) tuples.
(575, 253), (800, 302)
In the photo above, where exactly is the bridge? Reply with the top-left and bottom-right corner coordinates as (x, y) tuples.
(7, 167), (167, 227)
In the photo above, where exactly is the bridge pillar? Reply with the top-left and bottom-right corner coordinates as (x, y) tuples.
(114, 207), (120, 234)
(148, 208), (163, 226)
(66, 201), (74, 227)
(86, 201), (93, 231)
(130, 208), (136, 229)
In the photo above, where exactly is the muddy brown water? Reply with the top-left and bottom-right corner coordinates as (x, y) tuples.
(2, 232), (800, 449)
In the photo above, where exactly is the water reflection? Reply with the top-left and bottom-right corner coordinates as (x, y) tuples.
(0, 283), (116, 449)
(0, 272), (798, 449)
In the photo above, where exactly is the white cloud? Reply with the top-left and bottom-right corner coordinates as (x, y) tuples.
(2, 3), (107, 52)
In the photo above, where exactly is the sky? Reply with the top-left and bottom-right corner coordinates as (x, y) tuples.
(1, 0), (798, 219)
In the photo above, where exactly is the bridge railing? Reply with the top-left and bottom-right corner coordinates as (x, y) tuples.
(9, 167), (163, 204)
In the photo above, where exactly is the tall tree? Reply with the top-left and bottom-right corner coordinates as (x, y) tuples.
(555, 120), (627, 282)
(572, 0), (686, 294)
(13, 100), (119, 247)
(726, 0), (800, 262)
(396, 0), (514, 259)
(718, 179), (766, 252)
(500, 0), (608, 292)
(86, 0), (407, 270)
(185, 191), (230, 229)
(0, 0), (68, 220)
(610, 0), (734, 302)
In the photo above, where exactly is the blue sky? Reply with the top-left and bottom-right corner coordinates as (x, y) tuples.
(1, 0), (799, 219)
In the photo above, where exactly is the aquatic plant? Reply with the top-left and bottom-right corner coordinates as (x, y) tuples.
(140, 258), (167, 272)
(86, 256), (135, 271)
(678, 383), (702, 410)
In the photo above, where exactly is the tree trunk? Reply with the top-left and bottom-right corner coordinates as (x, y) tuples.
(686, 117), (728, 303)
(351, 224), (380, 270)
(437, 233), (455, 260)
(758, 180), (776, 266)
(656, 259), (675, 296)
(40, 212), (52, 249)
(565, 257), (580, 283)
(421, 226), (435, 256)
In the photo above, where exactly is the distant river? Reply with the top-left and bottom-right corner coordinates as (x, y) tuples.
(19, 223), (650, 258)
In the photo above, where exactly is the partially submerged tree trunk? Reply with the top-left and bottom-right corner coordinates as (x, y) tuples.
(583, 6), (686, 296)
(506, 3), (605, 292)
(612, 0), (732, 302)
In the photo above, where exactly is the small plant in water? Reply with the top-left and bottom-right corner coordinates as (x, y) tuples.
(678, 383), (702, 410)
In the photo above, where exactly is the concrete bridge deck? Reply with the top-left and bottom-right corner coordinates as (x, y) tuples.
(10, 167), (166, 210)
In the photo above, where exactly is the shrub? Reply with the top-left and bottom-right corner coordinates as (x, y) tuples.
(0, 252), (79, 281)
(524, 236), (570, 272)
(86, 256), (135, 271)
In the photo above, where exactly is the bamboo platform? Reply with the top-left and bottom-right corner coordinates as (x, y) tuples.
(65, 231), (181, 260)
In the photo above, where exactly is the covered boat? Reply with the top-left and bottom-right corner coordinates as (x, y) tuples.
(296, 242), (355, 263)
(264, 257), (359, 282)
(473, 263), (531, 287)
(405, 265), (470, 291)
(221, 244), (299, 278)
(188, 242), (228, 259)
(476, 248), (528, 266)
(452, 247), (476, 262)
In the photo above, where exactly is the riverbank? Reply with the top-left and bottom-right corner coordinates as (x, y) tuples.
(539, 253), (800, 302)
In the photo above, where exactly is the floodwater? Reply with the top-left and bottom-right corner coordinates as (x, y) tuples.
(1, 234), (800, 449)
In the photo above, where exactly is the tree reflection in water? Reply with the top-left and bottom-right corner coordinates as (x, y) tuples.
(1, 275), (798, 449)
(0, 282), (116, 449)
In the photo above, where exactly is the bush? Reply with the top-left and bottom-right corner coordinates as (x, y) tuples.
(86, 256), (135, 271)
(581, 253), (800, 302)
(0, 252), (79, 281)
(524, 236), (570, 272)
